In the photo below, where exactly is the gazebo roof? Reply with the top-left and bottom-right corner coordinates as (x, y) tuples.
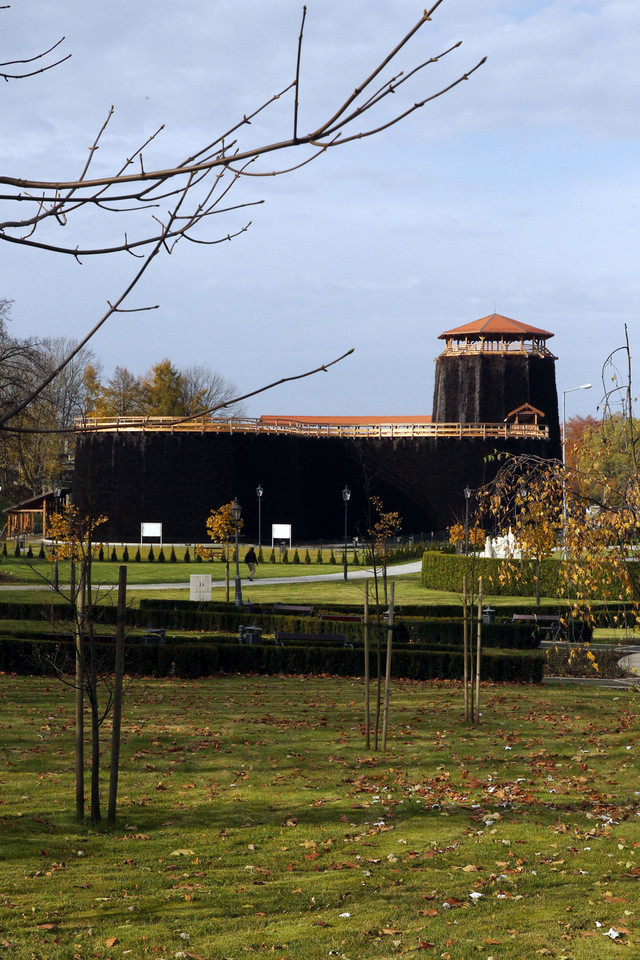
(439, 313), (553, 341)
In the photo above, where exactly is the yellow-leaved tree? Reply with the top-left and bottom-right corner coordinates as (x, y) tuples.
(203, 502), (244, 602)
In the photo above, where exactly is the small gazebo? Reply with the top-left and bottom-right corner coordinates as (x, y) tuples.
(437, 313), (556, 359)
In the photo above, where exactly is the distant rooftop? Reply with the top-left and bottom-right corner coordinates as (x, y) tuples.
(259, 415), (432, 425)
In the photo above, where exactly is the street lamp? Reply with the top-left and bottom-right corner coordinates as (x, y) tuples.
(231, 497), (242, 606)
(256, 484), (263, 549)
(464, 486), (471, 556)
(342, 485), (351, 581)
(562, 383), (592, 546)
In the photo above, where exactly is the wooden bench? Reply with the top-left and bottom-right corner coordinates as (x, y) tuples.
(319, 613), (363, 624)
(270, 603), (314, 616)
(512, 614), (561, 639)
(274, 630), (352, 648)
(141, 627), (166, 644)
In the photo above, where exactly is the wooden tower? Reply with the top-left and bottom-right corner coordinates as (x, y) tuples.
(432, 313), (560, 449)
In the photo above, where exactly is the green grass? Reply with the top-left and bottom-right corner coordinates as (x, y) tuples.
(1, 675), (639, 958)
(0, 553), (380, 586)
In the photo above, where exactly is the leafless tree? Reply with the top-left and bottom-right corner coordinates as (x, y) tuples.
(0, 1), (485, 428)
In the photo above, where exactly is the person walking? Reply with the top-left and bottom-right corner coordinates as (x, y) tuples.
(244, 546), (258, 580)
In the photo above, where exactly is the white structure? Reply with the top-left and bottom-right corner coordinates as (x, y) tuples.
(480, 527), (522, 559)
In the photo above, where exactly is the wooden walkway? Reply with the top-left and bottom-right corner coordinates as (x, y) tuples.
(76, 416), (549, 440)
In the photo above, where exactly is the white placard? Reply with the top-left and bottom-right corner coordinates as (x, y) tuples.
(190, 574), (212, 602)
(141, 522), (163, 541)
(271, 523), (292, 546)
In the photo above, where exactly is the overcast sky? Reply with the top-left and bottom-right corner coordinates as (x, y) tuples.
(3, 0), (639, 420)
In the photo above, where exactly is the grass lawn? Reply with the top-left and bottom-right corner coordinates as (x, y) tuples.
(1, 675), (639, 958)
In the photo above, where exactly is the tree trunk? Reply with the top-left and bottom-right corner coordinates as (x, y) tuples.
(475, 576), (483, 726)
(463, 575), (469, 722)
(107, 565), (127, 827)
(72, 561), (84, 822)
(381, 582), (395, 751)
(363, 589), (370, 750)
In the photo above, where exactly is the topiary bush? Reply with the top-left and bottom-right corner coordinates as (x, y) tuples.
(184, 548), (191, 562)
(26, 545), (33, 559)
(122, 545), (130, 562)
(157, 547), (166, 562)
(39, 543), (46, 559)
(282, 548), (289, 564)
(135, 547), (141, 562)
(170, 546), (177, 562)
(316, 549), (323, 564)
(293, 549), (300, 564)
(111, 547), (118, 562)
(148, 545), (155, 562)
(304, 549), (311, 564)
(329, 549), (336, 564)
(269, 548), (276, 563)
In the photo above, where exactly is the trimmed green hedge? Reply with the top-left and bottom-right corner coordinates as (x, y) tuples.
(0, 635), (543, 683)
(422, 551), (640, 602)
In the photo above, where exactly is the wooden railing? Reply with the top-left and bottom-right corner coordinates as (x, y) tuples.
(76, 416), (549, 440)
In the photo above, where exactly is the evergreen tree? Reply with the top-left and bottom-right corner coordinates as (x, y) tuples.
(122, 545), (130, 562)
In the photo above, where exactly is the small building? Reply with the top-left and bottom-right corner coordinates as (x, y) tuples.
(4, 489), (69, 539)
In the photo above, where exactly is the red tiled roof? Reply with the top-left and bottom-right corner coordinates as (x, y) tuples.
(439, 313), (553, 340)
(260, 414), (432, 425)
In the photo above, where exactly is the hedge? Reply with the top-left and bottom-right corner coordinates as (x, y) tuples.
(0, 636), (543, 683)
(421, 551), (640, 602)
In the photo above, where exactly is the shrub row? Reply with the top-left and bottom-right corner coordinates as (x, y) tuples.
(0, 636), (543, 683)
(422, 551), (640, 602)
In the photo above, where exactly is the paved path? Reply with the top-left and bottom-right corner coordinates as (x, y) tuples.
(0, 561), (423, 592)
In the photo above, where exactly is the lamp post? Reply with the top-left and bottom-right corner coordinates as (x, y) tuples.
(256, 484), (263, 549)
(231, 497), (242, 606)
(342, 485), (351, 581)
(464, 486), (471, 556)
(562, 383), (592, 547)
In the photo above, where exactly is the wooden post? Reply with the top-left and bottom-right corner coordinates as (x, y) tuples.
(463, 575), (469, 722)
(107, 566), (127, 827)
(72, 560), (84, 822)
(475, 576), (483, 725)
(381, 582), (395, 751)
(364, 589), (370, 750)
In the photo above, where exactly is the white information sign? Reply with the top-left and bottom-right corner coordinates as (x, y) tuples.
(190, 574), (212, 602)
(271, 523), (292, 547)
(141, 522), (163, 542)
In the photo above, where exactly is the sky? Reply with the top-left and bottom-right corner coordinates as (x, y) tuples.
(3, 0), (640, 421)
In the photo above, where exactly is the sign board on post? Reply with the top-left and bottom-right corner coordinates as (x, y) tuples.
(190, 574), (212, 602)
(141, 522), (163, 544)
(271, 523), (292, 547)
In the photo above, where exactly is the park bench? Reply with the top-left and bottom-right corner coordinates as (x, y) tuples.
(274, 630), (351, 648)
(141, 627), (166, 644)
(270, 603), (314, 616)
(512, 613), (561, 639)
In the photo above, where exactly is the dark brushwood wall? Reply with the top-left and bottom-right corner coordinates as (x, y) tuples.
(432, 354), (560, 448)
(73, 431), (561, 543)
